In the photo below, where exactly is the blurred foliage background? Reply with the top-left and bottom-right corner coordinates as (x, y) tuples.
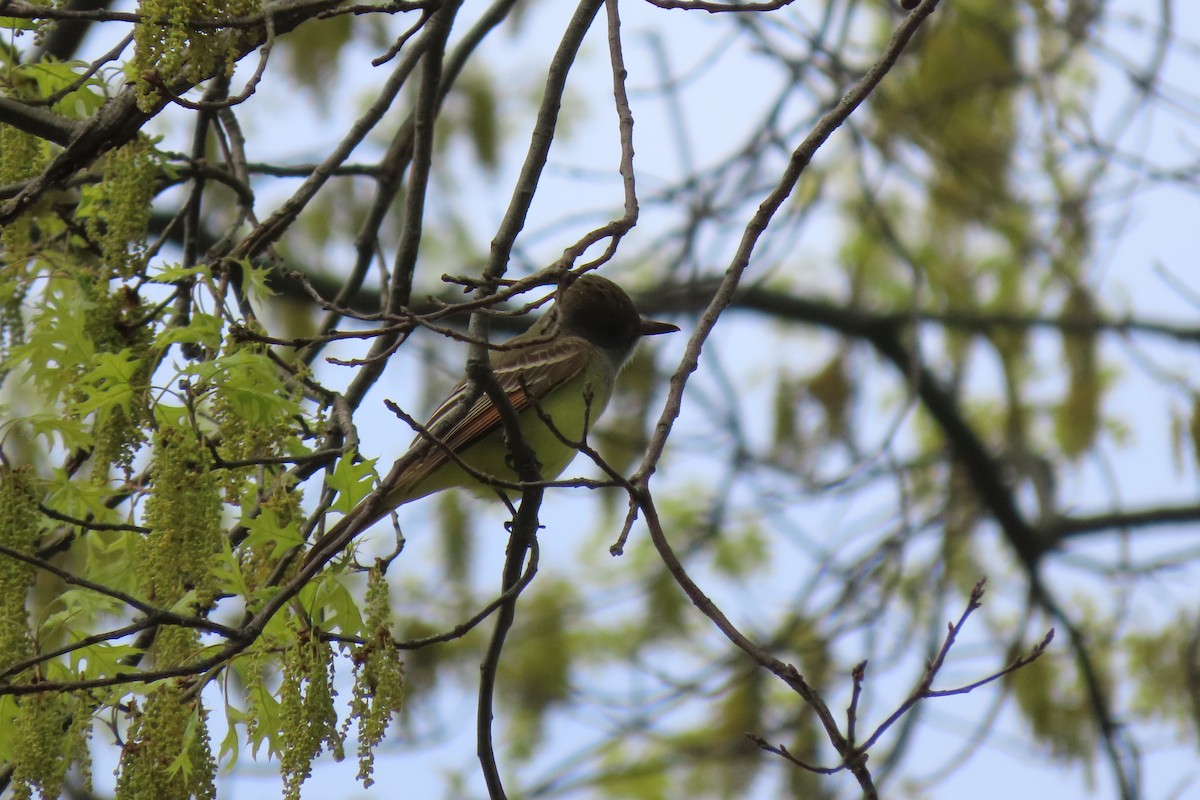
(2, 0), (1200, 798)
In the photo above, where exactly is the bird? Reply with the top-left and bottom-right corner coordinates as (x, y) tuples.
(300, 273), (679, 570)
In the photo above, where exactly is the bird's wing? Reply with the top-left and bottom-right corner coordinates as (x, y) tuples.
(299, 337), (593, 572)
(385, 336), (593, 498)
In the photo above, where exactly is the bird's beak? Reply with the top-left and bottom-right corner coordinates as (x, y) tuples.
(638, 318), (680, 337)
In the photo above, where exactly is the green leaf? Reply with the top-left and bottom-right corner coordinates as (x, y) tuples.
(153, 403), (191, 429)
(327, 454), (378, 513)
(10, 279), (97, 397)
(185, 348), (297, 424)
(242, 507), (306, 553)
(246, 670), (285, 759)
(308, 575), (365, 637)
(239, 259), (277, 305)
(172, 704), (209, 778)
(13, 60), (108, 117)
(0, 697), (19, 760)
(71, 349), (142, 417)
(17, 412), (94, 451)
(220, 703), (244, 770)
(151, 263), (209, 283)
(70, 642), (142, 678)
(155, 312), (223, 352)
(213, 536), (251, 599)
(1, 16), (39, 30)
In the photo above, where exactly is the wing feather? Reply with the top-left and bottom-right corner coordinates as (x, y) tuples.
(383, 337), (592, 501)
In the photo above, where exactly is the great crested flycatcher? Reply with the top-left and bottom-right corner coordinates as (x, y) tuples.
(301, 273), (679, 569)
